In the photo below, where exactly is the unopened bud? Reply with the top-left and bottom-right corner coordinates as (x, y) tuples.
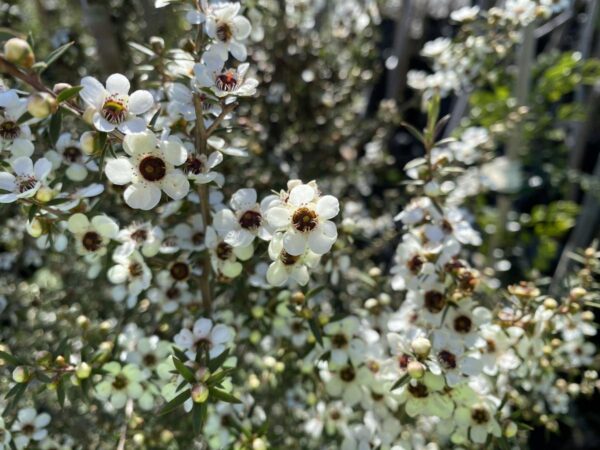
(252, 438), (267, 450)
(35, 186), (55, 203)
(26, 218), (44, 238)
(27, 92), (58, 118)
(191, 383), (209, 403)
(291, 291), (305, 305)
(407, 361), (425, 379)
(411, 337), (432, 358)
(543, 298), (558, 310)
(53, 82), (72, 95)
(12, 366), (30, 383)
(504, 421), (518, 438)
(582, 311), (594, 322)
(3, 38), (34, 68)
(80, 131), (97, 155)
(76, 362), (91, 379)
(570, 287), (587, 300)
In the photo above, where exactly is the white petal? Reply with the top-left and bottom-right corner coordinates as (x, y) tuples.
(128, 90), (154, 115)
(307, 226), (336, 255)
(161, 140), (188, 166)
(106, 73), (130, 95)
(0, 172), (16, 192)
(67, 213), (90, 233)
(118, 117), (147, 134)
(193, 318), (213, 338)
(266, 261), (287, 286)
(233, 16), (252, 39)
(33, 413), (51, 428)
(80, 76), (106, 109)
(282, 231), (307, 256)
(289, 184), (316, 206)
(316, 195), (339, 220)
(93, 113), (117, 133)
(124, 183), (161, 210)
(229, 41), (247, 61)
(124, 130), (157, 155)
(12, 156), (33, 176)
(230, 188), (256, 211)
(161, 173), (189, 200)
(266, 206), (291, 229)
(91, 215), (119, 238)
(105, 157), (134, 185)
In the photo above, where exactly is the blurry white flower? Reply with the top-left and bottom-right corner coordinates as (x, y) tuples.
(0, 157), (52, 203)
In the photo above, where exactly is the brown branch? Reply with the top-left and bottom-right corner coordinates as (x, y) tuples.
(206, 101), (238, 136)
(193, 94), (214, 316)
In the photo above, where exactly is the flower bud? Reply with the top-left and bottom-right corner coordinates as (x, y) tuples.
(251, 306), (264, 319)
(3, 38), (35, 68)
(543, 298), (558, 310)
(582, 311), (594, 322)
(53, 82), (72, 95)
(12, 366), (30, 383)
(411, 337), (432, 358)
(291, 291), (305, 305)
(83, 106), (96, 124)
(35, 186), (55, 203)
(570, 287), (587, 301)
(26, 218), (44, 238)
(504, 421), (518, 438)
(27, 92), (58, 118)
(191, 383), (209, 403)
(252, 438), (267, 450)
(76, 362), (92, 379)
(407, 361), (425, 379)
(80, 131), (97, 155)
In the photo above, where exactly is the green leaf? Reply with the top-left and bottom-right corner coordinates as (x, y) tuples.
(57, 378), (66, 407)
(207, 367), (235, 387)
(192, 403), (207, 434)
(172, 347), (189, 362)
(308, 317), (323, 346)
(390, 373), (410, 391)
(128, 42), (156, 57)
(207, 348), (230, 372)
(304, 285), (325, 301)
(172, 357), (196, 383)
(210, 388), (241, 404)
(0, 350), (21, 365)
(49, 109), (62, 145)
(158, 390), (190, 416)
(28, 204), (39, 221)
(5, 382), (27, 399)
(56, 85), (83, 103)
(40, 41), (75, 72)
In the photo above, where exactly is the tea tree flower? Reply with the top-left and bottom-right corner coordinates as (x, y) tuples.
(205, 2), (252, 61)
(67, 213), (119, 258)
(0, 156), (52, 203)
(95, 362), (148, 409)
(107, 250), (152, 307)
(0, 89), (34, 158)
(80, 73), (155, 134)
(173, 317), (235, 360)
(45, 132), (97, 182)
(213, 188), (271, 247)
(205, 226), (253, 278)
(105, 130), (189, 210)
(194, 53), (258, 97)
(11, 407), (51, 449)
(266, 181), (339, 256)
(266, 232), (320, 286)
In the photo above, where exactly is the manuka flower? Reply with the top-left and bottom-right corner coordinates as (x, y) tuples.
(194, 52), (258, 97)
(0, 156), (52, 203)
(105, 130), (189, 210)
(80, 73), (155, 134)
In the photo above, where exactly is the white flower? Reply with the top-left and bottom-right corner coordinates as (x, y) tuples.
(67, 213), (119, 258)
(396, 373), (454, 419)
(0, 89), (34, 158)
(183, 150), (223, 185)
(431, 330), (483, 386)
(266, 232), (320, 287)
(95, 362), (149, 410)
(108, 250), (152, 308)
(105, 130), (189, 210)
(126, 335), (172, 376)
(205, 226), (253, 278)
(11, 407), (50, 449)
(323, 317), (366, 368)
(205, 2), (252, 61)
(171, 213), (205, 251)
(174, 317), (235, 360)
(213, 188), (272, 247)
(194, 52), (258, 97)
(266, 181), (339, 256)
(0, 417), (11, 450)
(147, 268), (194, 313)
(0, 156), (52, 203)
(322, 365), (372, 407)
(453, 401), (502, 444)
(80, 73), (155, 134)
(45, 132), (97, 181)
(116, 222), (164, 258)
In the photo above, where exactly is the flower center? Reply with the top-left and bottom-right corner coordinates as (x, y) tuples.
(131, 228), (148, 243)
(216, 242), (233, 260)
(183, 155), (205, 175)
(102, 98), (127, 124)
(112, 374), (128, 390)
(216, 22), (233, 42)
(471, 406), (490, 424)
(280, 251), (299, 266)
(454, 315), (472, 333)
(216, 71), (239, 92)
(424, 290), (446, 313)
(339, 366), (355, 382)
(166, 286), (181, 299)
(0, 120), (20, 140)
(143, 353), (157, 367)
(63, 146), (82, 162)
(408, 383), (429, 398)
(192, 231), (205, 246)
(407, 254), (424, 274)
(129, 262), (144, 277)
(238, 210), (262, 230)
(22, 423), (35, 435)
(17, 175), (37, 193)
(170, 262), (190, 281)
(398, 353), (412, 369)
(139, 156), (167, 182)
(292, 207), (318, 232)
(332, 333), (348, 348)
(82, 231), (103, 251)
(437, 350), (457, 369)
